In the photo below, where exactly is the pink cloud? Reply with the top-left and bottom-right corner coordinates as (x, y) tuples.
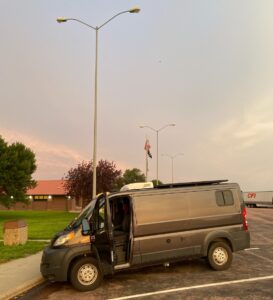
(1, 129), (88, 179)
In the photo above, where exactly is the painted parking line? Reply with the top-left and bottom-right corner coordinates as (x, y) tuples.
(107, 275), (273, 300)
(244, 247), (260, 251)
(245, 250), (273, 264)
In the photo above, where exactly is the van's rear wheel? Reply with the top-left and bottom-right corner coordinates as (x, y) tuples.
(70, 257), (103, 291)
(208, 242), (232, 271)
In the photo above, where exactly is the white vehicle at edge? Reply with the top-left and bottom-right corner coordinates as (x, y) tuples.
(243, 191), (273, 208)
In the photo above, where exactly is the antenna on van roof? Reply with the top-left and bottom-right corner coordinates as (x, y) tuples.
(156, 179), (228, 189)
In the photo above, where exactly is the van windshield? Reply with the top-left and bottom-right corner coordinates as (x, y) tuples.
(66, 198), (97, 230)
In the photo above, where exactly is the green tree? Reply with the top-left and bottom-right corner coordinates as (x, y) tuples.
(64, 159), (122, 207)
(122, 168), (146, 185)
(151, 179), (163, 186)
(0, 136), (37, 208)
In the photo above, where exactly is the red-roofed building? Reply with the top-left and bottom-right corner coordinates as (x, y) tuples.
(0, 180), (77, 211)
(27, 180), (67, 196)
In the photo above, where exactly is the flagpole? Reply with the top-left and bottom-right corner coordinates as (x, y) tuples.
(145, 135), (148, 181)
(145, 151), (148, 182)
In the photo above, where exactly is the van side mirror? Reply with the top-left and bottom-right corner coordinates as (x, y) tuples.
(81, 219), (91, 236)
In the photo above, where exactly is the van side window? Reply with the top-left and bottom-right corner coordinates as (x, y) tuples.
(216, 190), (234, 206)
(93, 197), (105, 230)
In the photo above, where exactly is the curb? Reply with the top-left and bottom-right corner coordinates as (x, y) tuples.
(0, 276), (45, 300)
(0, 239), (50, 242)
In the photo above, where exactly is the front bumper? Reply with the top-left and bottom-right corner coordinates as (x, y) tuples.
(40, 243), (91, 282)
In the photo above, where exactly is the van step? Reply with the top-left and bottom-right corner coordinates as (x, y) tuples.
(114, 263), (130, 270)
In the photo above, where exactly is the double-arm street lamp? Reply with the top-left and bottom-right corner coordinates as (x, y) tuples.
(57, 8), (140, 199)
(139, 124), (176, 185)
(162, 153), (184, 184)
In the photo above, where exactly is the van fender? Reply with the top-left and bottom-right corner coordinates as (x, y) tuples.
(202, 231), (234, 256)
(66, 244), (112, 276)
(47, 244), (91, 282)
(63, 244), (95, 280)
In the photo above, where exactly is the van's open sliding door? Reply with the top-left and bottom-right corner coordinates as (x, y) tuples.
(105, 194), (115, 267)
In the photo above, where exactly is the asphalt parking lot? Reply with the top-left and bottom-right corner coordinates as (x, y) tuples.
(19, 208), (273, 300)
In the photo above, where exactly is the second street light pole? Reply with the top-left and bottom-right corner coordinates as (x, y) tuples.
(162, 153), (184, 184)
(140, 124), (175, 185)
(57, 8), (140, 199)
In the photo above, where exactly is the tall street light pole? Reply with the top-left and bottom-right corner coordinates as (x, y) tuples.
(140, 124), (175, 185)
(162, 153), (184, 184)
(57, 8), (140, 199)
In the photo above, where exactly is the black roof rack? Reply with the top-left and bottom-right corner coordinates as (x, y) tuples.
(156, 179), (228, 189)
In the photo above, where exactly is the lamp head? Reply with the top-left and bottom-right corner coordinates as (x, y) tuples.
(129, 7), (141, 13)
(56, 17), (68, 23)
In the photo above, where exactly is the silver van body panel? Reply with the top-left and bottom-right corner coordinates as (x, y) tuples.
(115, 182), (250, 265)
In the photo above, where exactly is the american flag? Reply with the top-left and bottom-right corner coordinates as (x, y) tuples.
(144, 139), (152, 158)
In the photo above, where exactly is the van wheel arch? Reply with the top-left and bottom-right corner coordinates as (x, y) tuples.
(208, 238), (233, 253)
(203, 234), (234, 256)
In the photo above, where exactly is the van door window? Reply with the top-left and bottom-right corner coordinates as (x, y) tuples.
(93, 197), (105, 230)
(216, 190), (234, 206)
(98, 200), (105, 230)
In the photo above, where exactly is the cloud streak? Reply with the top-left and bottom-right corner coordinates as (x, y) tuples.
(211, 98), (273, 151)
(1, 128), (88, 179)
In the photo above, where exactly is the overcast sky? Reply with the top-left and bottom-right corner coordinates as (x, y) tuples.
(1, 0), (273, 191)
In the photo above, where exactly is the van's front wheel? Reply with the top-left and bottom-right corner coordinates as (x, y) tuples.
(70, 257), (103, 291)
(207, 242), (232, 271)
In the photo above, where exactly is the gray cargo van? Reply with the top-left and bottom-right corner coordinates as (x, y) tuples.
(41, 180), (250, 291)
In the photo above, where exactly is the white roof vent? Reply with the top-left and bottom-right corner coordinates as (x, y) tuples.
(120, 182), (154, 192)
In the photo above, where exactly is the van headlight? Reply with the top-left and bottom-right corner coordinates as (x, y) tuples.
(53, 232), (75, 247)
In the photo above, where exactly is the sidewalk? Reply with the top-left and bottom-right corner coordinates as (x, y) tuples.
(0, 251), (44, 300)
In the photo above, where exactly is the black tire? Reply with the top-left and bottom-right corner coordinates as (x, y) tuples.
(70, 257), (103, 292)
(207, 241), (232, 271)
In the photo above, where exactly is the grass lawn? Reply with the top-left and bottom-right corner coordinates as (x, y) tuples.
(0, 241), (48, 263)
(0, 211), (78, 240)
(0, 211), (78, 263)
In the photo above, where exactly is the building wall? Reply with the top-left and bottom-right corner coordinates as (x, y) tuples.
(0, 196), (76, 211)
(32, 200), (48, 210)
